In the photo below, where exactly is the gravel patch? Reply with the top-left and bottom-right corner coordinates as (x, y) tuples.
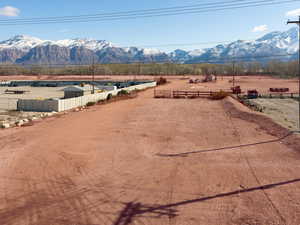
(250, 98), (299, 130)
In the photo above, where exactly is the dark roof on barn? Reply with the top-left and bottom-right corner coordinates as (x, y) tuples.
(62, 85), (95, 92)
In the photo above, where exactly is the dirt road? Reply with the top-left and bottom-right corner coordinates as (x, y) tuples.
(0, 80), (300, 225)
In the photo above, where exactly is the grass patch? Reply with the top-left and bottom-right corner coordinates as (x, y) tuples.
(237, 96), (265, 112)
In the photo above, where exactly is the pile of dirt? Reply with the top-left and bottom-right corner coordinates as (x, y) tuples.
(223, 97), (300, 154)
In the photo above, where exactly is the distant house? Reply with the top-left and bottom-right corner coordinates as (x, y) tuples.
(62, 85), (118, 99)
(62, 85), (95, 99)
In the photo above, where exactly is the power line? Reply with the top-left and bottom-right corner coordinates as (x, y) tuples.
(1, 0), (297, 25)
(0, 0), (267, 22)
(0, 0), (298, 25)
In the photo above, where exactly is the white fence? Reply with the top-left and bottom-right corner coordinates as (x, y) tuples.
(57, 91), (114, 111)
(17, 81), (156, 112)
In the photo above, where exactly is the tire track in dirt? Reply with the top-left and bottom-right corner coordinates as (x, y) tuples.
(22, 154), (55, 225)
(75, 169), (124, 225)
(0, 152), (37, 224)
(165, 161), (180, 225)
(41, 173), (95, 224)
(221, 100), (287, 225)
(5, 150), (92, 225)
(53, 171), (111, 224)
(51, 150), (127, 224)
(43, 160), (137, 224)
(222, 101), (253, 223)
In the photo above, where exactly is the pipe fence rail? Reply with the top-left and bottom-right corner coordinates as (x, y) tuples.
(154, 89), (233, 98)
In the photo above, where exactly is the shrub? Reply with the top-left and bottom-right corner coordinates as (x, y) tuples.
(156, 77), (167, 85)
(210, 91), (229, 100)
(86, 101), (96, 107)
(118, 90), (129, 96)
(97, 99), (105, 104)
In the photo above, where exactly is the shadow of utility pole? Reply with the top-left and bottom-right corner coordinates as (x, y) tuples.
(157, 131), (294, 157)
(113, 178), (300, 225)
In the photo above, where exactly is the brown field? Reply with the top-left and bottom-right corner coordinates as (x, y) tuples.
(0, 76), (300, 225)
(1, 74), (298, 93)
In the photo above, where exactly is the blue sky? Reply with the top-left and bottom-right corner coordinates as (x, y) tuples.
(0, 0), (299, 51)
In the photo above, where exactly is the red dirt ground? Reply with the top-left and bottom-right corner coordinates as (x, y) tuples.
(0, 78), (300, 225)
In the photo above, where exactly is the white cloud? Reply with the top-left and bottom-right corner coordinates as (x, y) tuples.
(252, 25), (268, 33)
(0, 6), (20, 17)
(286, 8), (300, 17)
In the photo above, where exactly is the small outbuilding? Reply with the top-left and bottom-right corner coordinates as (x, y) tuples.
(62, 85), (94, 99)
(62, 84), (118, 99)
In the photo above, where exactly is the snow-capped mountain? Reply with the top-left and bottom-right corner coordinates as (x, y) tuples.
(256, 27), (298, 54)
(0, 35), (45, 51)
(184, 27), (299, 63)
(0, 35), (114, 51)
(48, 39), (114, 51)
(0, 27), (298, 64)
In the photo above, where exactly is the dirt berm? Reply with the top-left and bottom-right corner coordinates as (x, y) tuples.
(223, 96), (300, 154)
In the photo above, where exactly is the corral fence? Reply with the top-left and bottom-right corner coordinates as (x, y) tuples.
(17, 81), (157, 112)
(154, 89), (233, 99)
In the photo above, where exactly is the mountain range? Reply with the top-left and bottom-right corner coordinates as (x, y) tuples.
(0, 27), (298, 65)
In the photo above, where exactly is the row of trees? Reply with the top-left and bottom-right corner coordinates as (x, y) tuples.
(0, 60), (298, 77)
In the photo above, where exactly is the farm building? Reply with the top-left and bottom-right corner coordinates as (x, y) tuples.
(63, 85), (118, 99)
(62, 85), (95, 99)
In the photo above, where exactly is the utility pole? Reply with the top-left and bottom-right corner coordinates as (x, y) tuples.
(232, 61), (236, 88)
(92, 58), (95, 94)
(136, 62), (140, 81)
(288, 16), (300, 130)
